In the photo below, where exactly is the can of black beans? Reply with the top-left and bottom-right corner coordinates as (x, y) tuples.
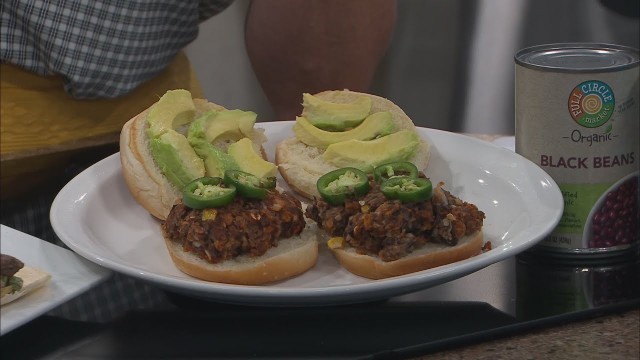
(515, 43), (639, 256)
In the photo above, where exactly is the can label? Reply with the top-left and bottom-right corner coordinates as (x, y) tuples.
(516, 62), (639, 254)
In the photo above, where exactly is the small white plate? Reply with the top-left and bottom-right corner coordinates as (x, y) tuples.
(0, 225), (111, 335)
(50, 122), (563, 306)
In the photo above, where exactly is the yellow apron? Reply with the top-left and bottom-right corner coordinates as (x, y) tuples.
(0, 51), (204, 199)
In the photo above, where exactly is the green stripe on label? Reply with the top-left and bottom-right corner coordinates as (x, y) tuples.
(555, 182), (612, 234)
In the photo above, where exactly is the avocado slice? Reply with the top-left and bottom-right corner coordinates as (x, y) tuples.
(191, 138), (239, 178)
(187, 110), (216, 140)
(146, 89), (196, 138)
(187, 112), (239, 177)
(301, 93), (372, 131)
(205, 110), (258, 143)
(150, 130), (205, 188)
(146, 90), (204, 189)
(227, 138), (276, 178)
(294, 111), (395, 149)
(322, 130), (420, 173)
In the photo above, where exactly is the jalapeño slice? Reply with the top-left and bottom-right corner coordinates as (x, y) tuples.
(317, 167), (370, 205)
(223, 170), (276, 200)
(182, 177), (236, 209)
(373, 161), (419, 183)
(380, 176), (433, 203)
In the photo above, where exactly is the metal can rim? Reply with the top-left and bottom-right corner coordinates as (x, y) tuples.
(530, 242), (640, 259)
(515, 42), (640, 73)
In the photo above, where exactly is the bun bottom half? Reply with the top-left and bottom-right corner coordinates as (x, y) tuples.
(1, 266), (51, 306)
(162, 226), (319, 285)
(329, 231), (484, 280)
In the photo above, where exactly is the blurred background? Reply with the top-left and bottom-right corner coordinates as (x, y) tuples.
(185, 0), (639, 135)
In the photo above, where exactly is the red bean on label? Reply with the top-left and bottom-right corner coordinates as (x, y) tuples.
(588, 175), (638, 249)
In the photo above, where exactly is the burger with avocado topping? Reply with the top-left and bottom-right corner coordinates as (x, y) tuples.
(119, 90), (319, 285)
(276, 90), (485, 279)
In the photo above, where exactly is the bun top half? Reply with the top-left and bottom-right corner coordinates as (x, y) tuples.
(276, 90), (431, 199)
(119, 90), (268, 220)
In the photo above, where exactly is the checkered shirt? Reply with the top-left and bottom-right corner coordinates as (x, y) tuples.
(0, 0), (234, 323)
(0, 0), (233, 99)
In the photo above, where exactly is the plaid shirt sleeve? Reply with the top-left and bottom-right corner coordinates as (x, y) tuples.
(0, 0), (234, 99)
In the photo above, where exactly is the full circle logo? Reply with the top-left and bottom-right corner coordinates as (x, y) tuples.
(568, 80), (615, 128)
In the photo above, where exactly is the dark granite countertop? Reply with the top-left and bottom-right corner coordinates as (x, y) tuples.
(415, 308), (639, 359)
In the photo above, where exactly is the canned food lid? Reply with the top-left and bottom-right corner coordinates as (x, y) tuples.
(516, 43), (639, 72)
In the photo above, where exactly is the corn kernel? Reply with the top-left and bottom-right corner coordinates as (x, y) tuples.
(327, 237), (345, 249)
(202, 208), (218, 221)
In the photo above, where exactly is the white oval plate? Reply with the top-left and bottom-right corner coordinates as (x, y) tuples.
(50, 122), (563, 306)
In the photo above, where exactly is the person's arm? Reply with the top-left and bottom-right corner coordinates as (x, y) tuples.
(245, 0), (397, 120)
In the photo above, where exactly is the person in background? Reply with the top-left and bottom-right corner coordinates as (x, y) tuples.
(0, 0), (397, 321)
(245, 0), (397, 120)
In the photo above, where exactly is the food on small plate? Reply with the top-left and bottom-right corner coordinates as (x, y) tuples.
(275, 90), (431, 200)
(305, 164), (486, 280)
(120, 89), (271, 220)
(119, 90), (319, 284)
(1, 254), (51, 305)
